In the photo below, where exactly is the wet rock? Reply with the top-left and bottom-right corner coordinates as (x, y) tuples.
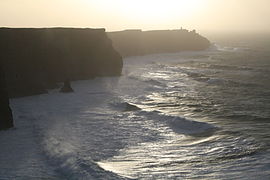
(60, 80), (74, 93)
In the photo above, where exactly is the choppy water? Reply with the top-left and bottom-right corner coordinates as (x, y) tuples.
(98, 43), (270, 179)
(0, 41), (270, 179)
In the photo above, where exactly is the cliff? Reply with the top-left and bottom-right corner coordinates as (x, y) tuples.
(0, 28), (123, 97)
(107, 29), (211, 57)
(0, 65), (13, 130)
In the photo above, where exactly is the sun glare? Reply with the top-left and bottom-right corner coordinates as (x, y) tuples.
(94, 0), (204, 22)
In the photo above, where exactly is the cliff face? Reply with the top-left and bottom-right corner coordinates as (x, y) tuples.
(0, 28), (123, 97)
(108, 29), (211, 57)
(0, 65), (13, 130)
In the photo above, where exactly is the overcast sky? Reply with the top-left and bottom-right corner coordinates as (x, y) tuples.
(0, 0), (269, 33)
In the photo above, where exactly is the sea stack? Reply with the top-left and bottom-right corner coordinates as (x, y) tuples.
(0, 66), (13, 130)
(60, 80), (74, 93)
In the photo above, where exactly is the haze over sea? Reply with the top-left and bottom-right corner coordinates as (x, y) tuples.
(0, 34), (270, 179)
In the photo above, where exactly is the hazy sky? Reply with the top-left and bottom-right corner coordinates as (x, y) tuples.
(0, 0), (269, 33)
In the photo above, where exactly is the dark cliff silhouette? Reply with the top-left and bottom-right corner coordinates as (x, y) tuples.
(108, 29), (211, 57)
(0, 28), (123, 97)
(0, 65), (13, 130)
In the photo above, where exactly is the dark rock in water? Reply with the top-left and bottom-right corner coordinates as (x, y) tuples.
(0, 66), (13, 130)
(124, 103), (141, 111)
(60, 80), (74, 93)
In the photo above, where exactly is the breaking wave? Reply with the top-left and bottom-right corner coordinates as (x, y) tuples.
(211, 43), (249, 52)
(110, 101), (141, 112)
(42, 136), (126, 180)
(109, 98), (216, 136)
(138, 110), (217, 136)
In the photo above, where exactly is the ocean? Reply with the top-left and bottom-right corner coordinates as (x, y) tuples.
(0, 36), (270, 179)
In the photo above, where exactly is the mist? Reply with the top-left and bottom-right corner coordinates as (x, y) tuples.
(0, 0), (269, 34)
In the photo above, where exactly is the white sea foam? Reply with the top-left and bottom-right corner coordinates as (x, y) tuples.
(0, 79), (129, 179)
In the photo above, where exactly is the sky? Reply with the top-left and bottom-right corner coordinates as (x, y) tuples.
(0, 0), (270, 33)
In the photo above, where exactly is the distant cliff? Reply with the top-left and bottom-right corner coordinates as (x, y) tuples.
(107, 29), (211, 57)
(0, 65), (13, 130)
(0, 28), (123, 97)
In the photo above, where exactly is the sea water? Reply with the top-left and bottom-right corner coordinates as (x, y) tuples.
(0, 37), (269, 179)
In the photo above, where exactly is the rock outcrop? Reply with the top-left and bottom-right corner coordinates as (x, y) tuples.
(0, 28), (123, 97)
(60, 80), (74, 93)
(0, 65), (13, 130)
(108, 29), (211, 57)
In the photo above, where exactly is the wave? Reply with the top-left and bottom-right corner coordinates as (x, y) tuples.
(42, 136), (127, 180)
(175, 62), (257, 88)
(138, 111), (217, 136)
(206, 78), (227, 85)
(182, 70), (258, 87)
(206, 64), (254, 71)
(205, 77), (258, 88)
(211, 43), (249, 52)
(142, 147), (259, 169)
(168, 116), (217, 136)
(217, 114), (270, 122)
(109, 100), (141, 112)
(109, 98), (216, 136)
